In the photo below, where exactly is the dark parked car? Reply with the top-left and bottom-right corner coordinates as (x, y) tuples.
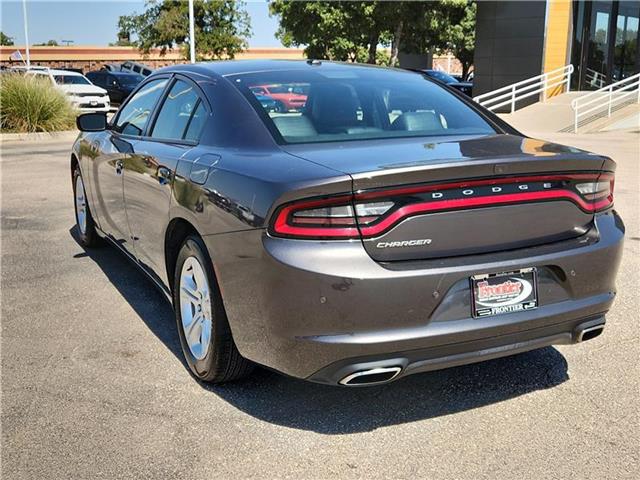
(422, 69), (473, 97)
(86, 70), (144, 105)
(71, 61), (623, 386)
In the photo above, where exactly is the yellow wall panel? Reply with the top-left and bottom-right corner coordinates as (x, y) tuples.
(543, 0), (573, 98)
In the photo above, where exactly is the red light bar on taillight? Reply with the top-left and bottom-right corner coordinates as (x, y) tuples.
(272, 195), (360, 239)
(270, 173), (615, 240)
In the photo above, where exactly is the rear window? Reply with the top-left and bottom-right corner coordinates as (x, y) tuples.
(229, 67), (495, 144)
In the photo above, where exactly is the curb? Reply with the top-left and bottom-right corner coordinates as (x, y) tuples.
(0, 130), (79, 142)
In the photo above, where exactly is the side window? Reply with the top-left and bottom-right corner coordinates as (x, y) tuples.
(184, 102), (207, 141)
(133, 65), (141, 73)
(151, 79), (206, 141)
(114, 78), (168, 136)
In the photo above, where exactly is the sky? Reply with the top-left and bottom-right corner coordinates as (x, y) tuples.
(0, 0), (282, 47)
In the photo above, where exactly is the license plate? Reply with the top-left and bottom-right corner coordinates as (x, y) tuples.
(470, 268), (538, 318)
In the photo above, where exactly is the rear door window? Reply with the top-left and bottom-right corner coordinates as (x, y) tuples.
(183, 102), (208, 141)
(114, 78), (168, 136)
(151, 79), (206, 141)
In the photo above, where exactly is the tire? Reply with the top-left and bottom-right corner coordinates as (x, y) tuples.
(72, 165), (100, 247)
(173, 235), (253, 383)
(274, 100), (286, 113)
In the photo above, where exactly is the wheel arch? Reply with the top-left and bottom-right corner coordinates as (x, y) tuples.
(70, 153), (79, 180)
(164, 217), (207, 293)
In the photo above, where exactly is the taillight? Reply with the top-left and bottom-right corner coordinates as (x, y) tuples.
(272, 195), (360, 239)
(270, 173), (615, 240)
(271, 196), (397, 239)
(575, 174), (614, 211)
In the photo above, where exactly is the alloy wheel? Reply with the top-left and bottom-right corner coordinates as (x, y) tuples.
(179, 256), (213, 360)
(75, 174), (87, 235)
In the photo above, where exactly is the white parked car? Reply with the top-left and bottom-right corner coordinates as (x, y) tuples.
(25, 68), (110, 113)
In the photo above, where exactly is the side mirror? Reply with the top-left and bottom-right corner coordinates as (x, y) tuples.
(76, 112), (107, 132)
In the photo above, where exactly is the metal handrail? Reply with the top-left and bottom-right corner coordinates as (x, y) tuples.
(473, 64), (574, 113)
(585, 68), (607, 89)
(571, 73), (640, 132)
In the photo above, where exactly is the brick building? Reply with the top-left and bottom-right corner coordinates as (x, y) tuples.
(0, 45), (306, 72)
(0, 45), (463, 76)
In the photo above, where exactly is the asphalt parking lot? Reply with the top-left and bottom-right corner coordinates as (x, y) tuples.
(1, 130), (638, 479)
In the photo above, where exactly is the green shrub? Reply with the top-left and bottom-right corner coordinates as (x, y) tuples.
(0, 73), (77, 133)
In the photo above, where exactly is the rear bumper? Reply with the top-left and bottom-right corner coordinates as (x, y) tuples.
(308, 315), (606, 385)
(204, 211), (624, 384)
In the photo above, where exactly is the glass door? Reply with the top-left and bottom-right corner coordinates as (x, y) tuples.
(584, 1), (613, 89)
(613, 2), (640, 81)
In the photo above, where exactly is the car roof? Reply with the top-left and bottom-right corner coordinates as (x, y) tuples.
(154, 59), (409, 78)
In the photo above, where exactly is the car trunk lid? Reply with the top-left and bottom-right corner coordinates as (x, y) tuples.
(281, 134), (614, 261)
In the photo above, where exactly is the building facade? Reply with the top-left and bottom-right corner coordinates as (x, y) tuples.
(571, 1), (640, 89)
(475, 0), (639, 97)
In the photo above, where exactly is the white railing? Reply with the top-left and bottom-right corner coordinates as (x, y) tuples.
(474, 64), (574, 113)
(571, 72), (640, 132)
(585, 68), (607, 89)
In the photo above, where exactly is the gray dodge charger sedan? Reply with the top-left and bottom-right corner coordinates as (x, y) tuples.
(71, 60), (624, 386)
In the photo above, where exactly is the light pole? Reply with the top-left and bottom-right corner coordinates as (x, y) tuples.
(22, 0), (31, 67)
(189, 0), (195, 63)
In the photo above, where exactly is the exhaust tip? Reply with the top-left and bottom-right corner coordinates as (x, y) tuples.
(339, 366), (402, 386)
(577, 324), (605, 342)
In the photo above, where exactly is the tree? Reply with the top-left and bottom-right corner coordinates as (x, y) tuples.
(270, 1), (367, 62)
(433, 1), (476, 78)
(34, 40), (59, 46)
(118, 0), (251, 60)
(270, 1), (403, 63)
(0, 31), (14, 46)
(269, 1), (470, 67)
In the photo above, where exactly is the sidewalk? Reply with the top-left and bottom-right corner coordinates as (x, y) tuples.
(499, 92), (639, 134)
(0, 129), (78, 143)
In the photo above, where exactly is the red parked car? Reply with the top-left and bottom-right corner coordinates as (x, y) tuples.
(250, 84), (307, 112)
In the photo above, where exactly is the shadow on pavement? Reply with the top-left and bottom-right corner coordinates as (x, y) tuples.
(71, 227), (569, 435)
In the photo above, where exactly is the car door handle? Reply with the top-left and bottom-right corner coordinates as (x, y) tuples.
(157, 166), (172, 185)
(115, 160), (124, 176)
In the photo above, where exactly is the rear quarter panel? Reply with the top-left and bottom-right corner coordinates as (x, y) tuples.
(169, 147), (352, 236)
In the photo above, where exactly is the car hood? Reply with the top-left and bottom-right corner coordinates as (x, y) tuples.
(58, 84), (107, 95)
